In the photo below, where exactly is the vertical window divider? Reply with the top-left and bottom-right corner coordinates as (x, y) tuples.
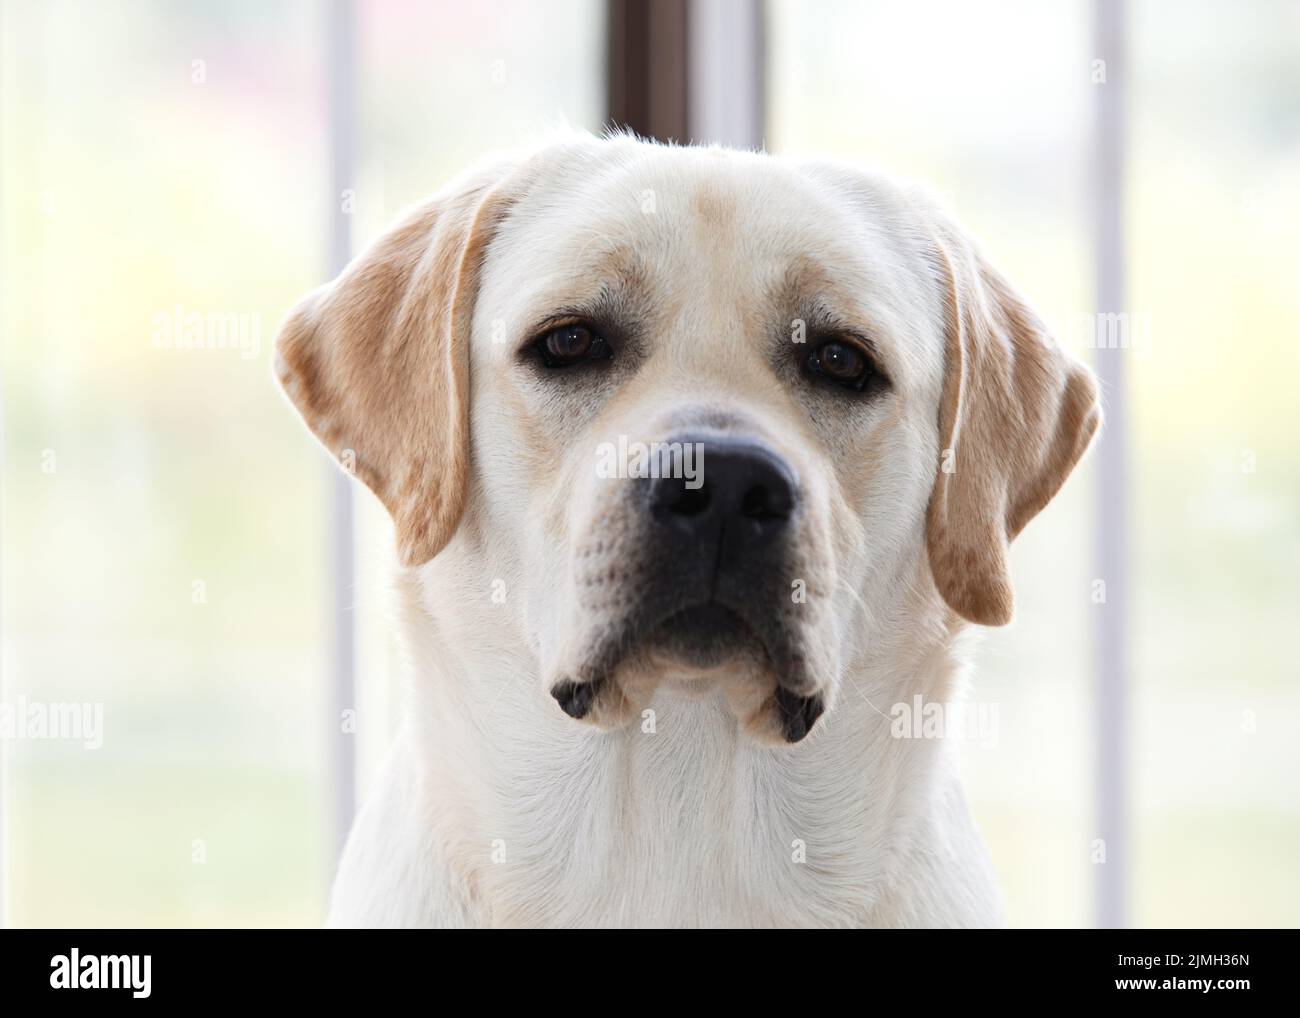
(1092, 0), (1130, 930)
(325, 0), (358, 887)
(687, 0), (765, 148)
(0, 0), (12, 930)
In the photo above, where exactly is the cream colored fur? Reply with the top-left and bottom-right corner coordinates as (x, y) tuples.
(275, 132), (1098, 928)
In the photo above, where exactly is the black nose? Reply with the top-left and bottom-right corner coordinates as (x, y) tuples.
(647, 438), (797, 564)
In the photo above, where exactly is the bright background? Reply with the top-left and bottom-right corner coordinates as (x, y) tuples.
(2, 0), (1297, 927)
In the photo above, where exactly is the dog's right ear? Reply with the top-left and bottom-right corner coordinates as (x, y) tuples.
(274, 160), (517, 566)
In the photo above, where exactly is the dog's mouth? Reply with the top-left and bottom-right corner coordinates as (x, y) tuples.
(548, 596), (826, 744)
(647, 601), (759, 669)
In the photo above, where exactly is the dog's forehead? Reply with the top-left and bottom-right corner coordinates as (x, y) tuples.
(500, 144), (897, 279)
(480, 141), (944, 383)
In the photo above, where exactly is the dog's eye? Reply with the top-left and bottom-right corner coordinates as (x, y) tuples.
(804, 339), (876, 392)
(533, 323), (612, 369)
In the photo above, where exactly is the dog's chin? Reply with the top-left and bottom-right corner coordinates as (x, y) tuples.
(548, 602), (827, 746)
(646, 602), (762, 671)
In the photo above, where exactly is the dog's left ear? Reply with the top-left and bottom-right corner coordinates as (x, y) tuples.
(274, 159), (519, 566)
(923, 211), (1102, 626)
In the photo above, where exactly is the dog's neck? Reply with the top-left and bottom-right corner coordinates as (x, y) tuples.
(341, 554), (1002, 929)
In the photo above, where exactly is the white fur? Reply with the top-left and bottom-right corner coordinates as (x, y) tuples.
(325, 136), (1007, 928)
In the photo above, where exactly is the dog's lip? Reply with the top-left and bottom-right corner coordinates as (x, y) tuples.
(550, 676), (606, 719)
(549, 594), (811, 707)
(774, 686), (825, 743)
(638, 598), (813, 692)
(652, 600), (752, 637)
(548, 597), (825, 741)
(644, 597), (765, 651)
(640, 612), (736, 675)
(555, 597), (769, 687)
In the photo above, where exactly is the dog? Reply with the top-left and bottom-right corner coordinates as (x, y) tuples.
(274, 131), (1100, 927)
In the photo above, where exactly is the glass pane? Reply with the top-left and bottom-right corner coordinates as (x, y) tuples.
(1129, 0), (1300, 927)
(2, 0), (328, 926)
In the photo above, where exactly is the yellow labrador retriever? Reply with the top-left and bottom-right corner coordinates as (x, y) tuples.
(275, 132), (1100, 927)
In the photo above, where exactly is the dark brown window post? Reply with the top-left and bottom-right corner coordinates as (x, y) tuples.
(606, 0), (691, 142)
(607, 0), (764, 148)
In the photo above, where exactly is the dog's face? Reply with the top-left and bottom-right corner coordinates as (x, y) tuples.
(471, 146), (952, 744)
(276, 135), (1100, 746)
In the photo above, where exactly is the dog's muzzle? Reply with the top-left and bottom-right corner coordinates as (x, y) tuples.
(551, 434), (825, 743)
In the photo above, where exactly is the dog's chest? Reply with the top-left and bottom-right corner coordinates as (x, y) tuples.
(474, 701), (889, 927)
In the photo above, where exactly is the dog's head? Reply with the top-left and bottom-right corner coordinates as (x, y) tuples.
(275, 135), (1099, 746)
